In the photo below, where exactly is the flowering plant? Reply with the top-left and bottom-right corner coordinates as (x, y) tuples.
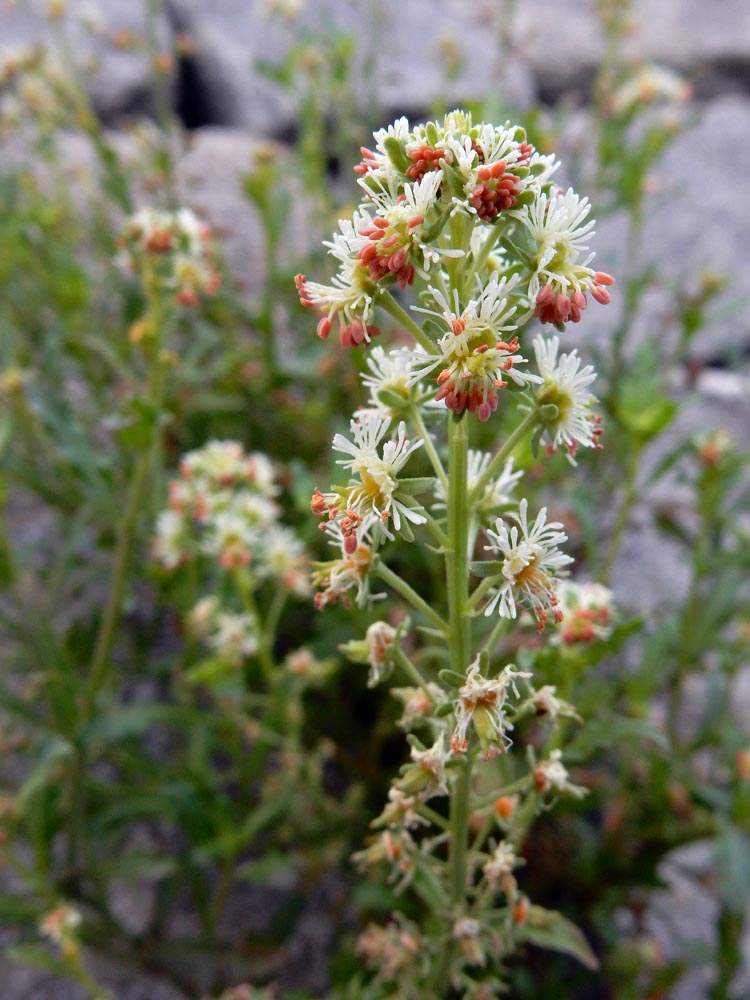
(299, 110), (615, 997)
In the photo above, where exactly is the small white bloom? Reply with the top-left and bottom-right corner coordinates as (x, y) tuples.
(533, 334), (602, 464)
(333, 413), (425, 538)
(518, 188), (615, 324)
(483, 499), (573, 627)
(483, 840), (517, 888)
(209, 611), (259, 663)
(533, 748), (586, 799)
(360, 345), (427, 415)
(312, 513), (382, 610)
(451, 659), (530, 759)
(202, 511), (256, 568)
(153, 510), (187, 569)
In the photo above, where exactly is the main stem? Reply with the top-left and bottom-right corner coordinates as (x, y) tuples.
(432, 415), (473, 993)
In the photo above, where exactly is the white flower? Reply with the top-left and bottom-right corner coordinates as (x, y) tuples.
(357, 171), (451, 283)
(611, 65), (691, 114)
(153, 510), (187, 569)
(451, 659), (529, 759)
(408, 274), (539, 421)
(202, 511), (256, 568)
(398, 735), (450, 799)
(359, 345), (427, 416)
(520, 188), (614, 324)
(311, 513), (381, 610)
(483, 841), (518, 889)
(258, 525), (309, 596)
(180, 440), (250, 487)
(533, 334), (602, 464)
(533, 749), (586, 799)
(232, 490), (279, 527)
(483, 499), (573, 627)
(332, 413), (425, 538)
(209, 611), (259, 663)
(295, 210), (382, 347)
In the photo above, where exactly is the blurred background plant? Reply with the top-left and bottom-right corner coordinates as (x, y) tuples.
(0, 0), (748, 998)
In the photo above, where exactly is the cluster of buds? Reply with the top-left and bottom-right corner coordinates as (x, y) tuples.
(153, 440), (307, 593)
(554, 581), (614, 646)
(356, 916), (423, 982)
(40, 904), (82, 962)
(118, 207), (221, 306)
(297, 111), (613, 406)
(154, 442), (309, 669)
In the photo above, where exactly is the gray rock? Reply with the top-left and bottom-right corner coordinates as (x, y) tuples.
(566, 95), (750, 365)
(0, 0), (173, 122)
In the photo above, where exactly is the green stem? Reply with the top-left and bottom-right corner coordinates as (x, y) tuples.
(428, 413), (474, 993)
(410, 404), (448, 492)
(83, 448), (153, 716)
(374, 561), (449, 633)
(380, 292), (438, 355)
(466, 574), (500, 616)
(393, 646), (433, 696)
(470, 408), (538, 503)
(420, 508), (450, 549)
(598, 446), (641, 585)
(481, 614), (511, 658)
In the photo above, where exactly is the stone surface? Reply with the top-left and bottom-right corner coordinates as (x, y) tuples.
(566, 95), (750, 365)
(1, 1), (173, 121)
(4, 0), (749, 137)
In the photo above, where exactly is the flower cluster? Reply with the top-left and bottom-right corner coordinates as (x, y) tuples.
(555, 581), (614, 645)
(153, 443), (309, 672)
(154, 440), (306, 589)
(297, 110), (613, 424)
(118, 207), (221, 306)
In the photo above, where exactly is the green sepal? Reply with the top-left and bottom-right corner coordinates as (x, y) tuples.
(438, 669), (466, 688)
(376, 387), (410, 410)
(434, 702), (454, 718)
(383, 136), (410, 173)
(399, 477), (436, 494)
(470, 560), (504, 578)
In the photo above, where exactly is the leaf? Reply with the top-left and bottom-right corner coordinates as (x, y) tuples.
(716, 822), (750, 914)
(16, 736), (73, 810)
(517, 905), (599, 970)
(7, 943), (69, 977)
(398, 477), (436, 495)
(566, 714), (668, 760)
(80, 705), (199, 746)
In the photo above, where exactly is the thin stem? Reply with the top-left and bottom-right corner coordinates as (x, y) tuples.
(415, 802), (450, 831)
(481, 614), (511, 658)
(82, 449), (153, 717)
(420, 508), (450, 549)
(449, 755), (474, 903)
(380, 291), (438, 355)
(470, 408), (538, 502)
(466, 575), (500, 616)
(393, 646), (433, 696)
(410, 404), (448, 492)
(598, 447), (640, 585)
(374, 561), (449, 633)
(429, 413), (473, 992)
